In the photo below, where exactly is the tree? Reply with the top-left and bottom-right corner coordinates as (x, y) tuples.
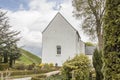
(72, 0), (105, 50)
(9, 44), (21, 67)
(0, 9), (20, 67)
(102, 0), (120, 80)
(93, 48), (103, 80)
(62, 54), (91, 80)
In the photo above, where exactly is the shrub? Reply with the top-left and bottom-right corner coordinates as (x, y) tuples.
(11, 70), (34, 76)
(39, 63), (55, 70)
(91, 69), (96, 80)
(39, 63), (44, 68)
(0, 63), (9, 71)
(103, 0), (120, 80)
(92, 48), (103, 80)
(42, 63), (50, 70)
(10, 67), (58, 76)
(49, 63), (54, 67)
(45, 74), (64, 80)
(11, 70), (42, 76)
(61, 54), (91, 80)
(13, 63), (27, 70)
(28, 63), (36, 70)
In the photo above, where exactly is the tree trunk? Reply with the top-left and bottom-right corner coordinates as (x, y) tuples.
(3, 53), (8, 63)
(96, 18), (103, 51)
(9, 55), (13, 67)
(98, 34), (103, 51)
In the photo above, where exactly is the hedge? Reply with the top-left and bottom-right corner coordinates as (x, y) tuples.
(0, 63), (9, 71)
(103, 0), (120, 80)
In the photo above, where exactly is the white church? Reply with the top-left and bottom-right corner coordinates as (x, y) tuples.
(42, 12), (95, 66)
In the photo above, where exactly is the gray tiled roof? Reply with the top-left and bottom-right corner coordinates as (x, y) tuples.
(85, 46), (96, 55)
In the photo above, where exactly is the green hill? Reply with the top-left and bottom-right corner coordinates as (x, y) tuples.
(16, 49), (41, 65)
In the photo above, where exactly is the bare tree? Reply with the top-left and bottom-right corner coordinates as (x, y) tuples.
(72, 0), (105, 50)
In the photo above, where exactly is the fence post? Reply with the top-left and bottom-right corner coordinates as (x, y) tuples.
(1, 72), (3, 80)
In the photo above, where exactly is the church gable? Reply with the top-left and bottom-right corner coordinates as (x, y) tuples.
(42, 12), (79, 36)
(42, 12), (86, 66)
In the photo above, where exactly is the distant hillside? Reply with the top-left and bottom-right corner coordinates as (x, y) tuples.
(16, 48), (41, 65)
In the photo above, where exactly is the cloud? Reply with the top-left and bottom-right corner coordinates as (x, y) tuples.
(4, 0), (89, 56)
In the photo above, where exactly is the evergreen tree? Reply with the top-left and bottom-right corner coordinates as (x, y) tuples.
(0, 9), (20, 67)
(93, 49), (103, 80)
(103, 0), (120, 80)
(9, 44), (21, 67)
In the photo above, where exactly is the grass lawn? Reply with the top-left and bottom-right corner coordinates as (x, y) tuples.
(17, 54), (33, 64)
(16, 48), (41, 65)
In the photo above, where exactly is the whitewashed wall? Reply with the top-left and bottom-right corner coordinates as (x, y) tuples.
(79, 40), (85, 54)
(42, 13), (85, 66)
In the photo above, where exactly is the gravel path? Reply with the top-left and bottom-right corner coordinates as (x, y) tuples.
(13, 77), (32, 80)
(4, 70), (60, 80)
(45, 70), (60, 77)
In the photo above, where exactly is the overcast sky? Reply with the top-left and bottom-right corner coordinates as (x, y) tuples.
(0, 0), (90, 57)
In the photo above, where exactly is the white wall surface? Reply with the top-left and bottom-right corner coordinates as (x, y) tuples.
(42, 13), (85, 66)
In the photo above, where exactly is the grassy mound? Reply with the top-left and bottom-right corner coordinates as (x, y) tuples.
(16, 48), (41, 65)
